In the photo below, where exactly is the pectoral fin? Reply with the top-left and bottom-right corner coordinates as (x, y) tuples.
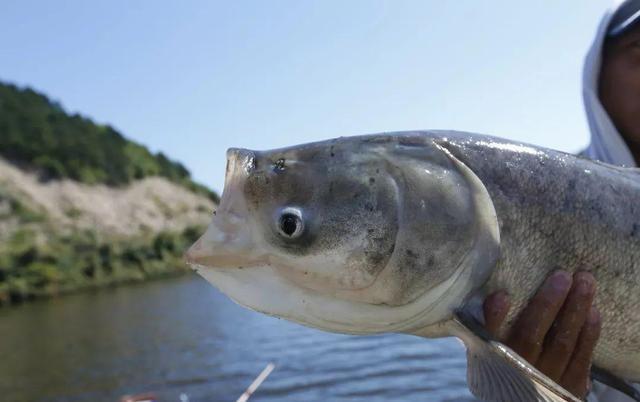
(452, 311), (581, 402)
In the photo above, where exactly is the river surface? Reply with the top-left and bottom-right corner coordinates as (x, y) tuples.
(0, 274), (475, 402)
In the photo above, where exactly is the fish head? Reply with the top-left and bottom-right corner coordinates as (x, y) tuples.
(186, 134), (499, 335)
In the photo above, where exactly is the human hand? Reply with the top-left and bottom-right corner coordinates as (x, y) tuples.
(483, 271), (602, 400)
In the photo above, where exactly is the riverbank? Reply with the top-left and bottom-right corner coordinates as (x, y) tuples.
(0, 82), (217, 306)
(0, 224), (203, 305)
(0, 154), (214, 305)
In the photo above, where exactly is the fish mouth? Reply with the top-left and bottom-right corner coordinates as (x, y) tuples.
(184, 233), (267, 269)
(185, 148), (265, 269)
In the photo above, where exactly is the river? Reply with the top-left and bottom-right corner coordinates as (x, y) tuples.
(0, 274), (475, 402)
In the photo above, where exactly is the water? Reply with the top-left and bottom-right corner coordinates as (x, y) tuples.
(0, 274), (475, 402)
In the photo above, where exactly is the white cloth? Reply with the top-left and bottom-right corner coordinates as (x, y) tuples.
(590, 381), (639, 402)
(585, 2), (639, 401)
(583, 1), (637, 168)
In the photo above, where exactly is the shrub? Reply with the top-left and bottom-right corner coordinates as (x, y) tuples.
(0, 225), (204, 305)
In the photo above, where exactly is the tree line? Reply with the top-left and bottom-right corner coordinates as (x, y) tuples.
(0, 81), (218, 201)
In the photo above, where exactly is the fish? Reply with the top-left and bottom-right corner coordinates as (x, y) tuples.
(185, 131), (640, 402)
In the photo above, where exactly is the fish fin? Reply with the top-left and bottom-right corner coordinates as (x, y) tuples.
(453, 311), (581, 402)
(591, 366), (640, 401)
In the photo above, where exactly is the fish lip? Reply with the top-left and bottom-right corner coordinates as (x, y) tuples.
(185, 210), (263, 268)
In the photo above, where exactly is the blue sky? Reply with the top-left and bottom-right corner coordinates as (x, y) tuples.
(1, 0), (611, 193)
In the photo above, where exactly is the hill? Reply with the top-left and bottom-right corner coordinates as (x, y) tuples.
(0, 81), (217, 202)
(0, 81), (216, 305)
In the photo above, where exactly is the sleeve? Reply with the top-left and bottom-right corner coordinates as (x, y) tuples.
(588, 381), (640, 402)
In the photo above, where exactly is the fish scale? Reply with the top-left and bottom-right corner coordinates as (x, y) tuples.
(187, 131), (640, 401)
(439, 132), (640, 379)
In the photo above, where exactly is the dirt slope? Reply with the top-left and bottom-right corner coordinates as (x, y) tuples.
(0, 156), (215, 239)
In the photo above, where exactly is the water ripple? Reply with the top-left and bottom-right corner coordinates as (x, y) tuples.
(0, 275), (474, 402)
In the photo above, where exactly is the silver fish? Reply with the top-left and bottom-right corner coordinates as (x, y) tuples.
(186, 131), (640, 402)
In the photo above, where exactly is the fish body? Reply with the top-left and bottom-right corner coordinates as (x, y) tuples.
(441, 132), (640, 380)
(186, 131), (640, 401)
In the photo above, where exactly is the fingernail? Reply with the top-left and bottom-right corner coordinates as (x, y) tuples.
(548, 270), (572, 293)
(577, 278), (595, 297)
(573, 271), (596, 296)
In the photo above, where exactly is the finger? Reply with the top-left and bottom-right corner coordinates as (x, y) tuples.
(483, 291), (510, 337)
(506, 270), (573, 363)
(560, 306), (602, 399)
(536, 272), (596, 381)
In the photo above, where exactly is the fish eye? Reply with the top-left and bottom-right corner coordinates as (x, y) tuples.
(277, 207), (304, 239)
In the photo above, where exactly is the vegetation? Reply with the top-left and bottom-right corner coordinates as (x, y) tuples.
(0, 80), (215, 305)
(0, 225), (203, 305)
(0, 81), (218, 202)
(0, 186), (46, 223)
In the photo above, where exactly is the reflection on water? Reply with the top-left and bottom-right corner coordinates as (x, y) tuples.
(0, 274), (474, 402)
